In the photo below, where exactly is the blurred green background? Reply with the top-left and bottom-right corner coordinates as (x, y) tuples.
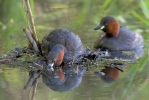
(0, 0), (149, 100)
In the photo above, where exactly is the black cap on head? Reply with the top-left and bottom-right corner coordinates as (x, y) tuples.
(94, 16), (115, 30)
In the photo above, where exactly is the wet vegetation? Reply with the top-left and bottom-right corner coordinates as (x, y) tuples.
(0, 0), (149, 100)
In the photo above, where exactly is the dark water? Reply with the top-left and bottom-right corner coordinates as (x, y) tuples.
(0, 0), (149, 100)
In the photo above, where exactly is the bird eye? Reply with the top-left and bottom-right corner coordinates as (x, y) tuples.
(105, 23), (108, 26)
(52, 59), (56, 63)
(48, 60), (52, 63)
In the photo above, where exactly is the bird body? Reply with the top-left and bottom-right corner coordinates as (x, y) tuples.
(41, 28), (84, 64)
(94, 16), (144, 60)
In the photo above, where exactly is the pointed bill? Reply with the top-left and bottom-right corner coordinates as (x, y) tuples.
(48, 63), (54, 71)
(94, 25), (105, 30)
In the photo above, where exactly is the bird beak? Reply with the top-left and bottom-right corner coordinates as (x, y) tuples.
(94, 25), (105, 30)
(48, 63), (54, 71)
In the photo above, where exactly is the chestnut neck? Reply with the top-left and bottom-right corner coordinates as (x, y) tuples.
(56, 50), (65, 66)
(106, 20), (120, 37)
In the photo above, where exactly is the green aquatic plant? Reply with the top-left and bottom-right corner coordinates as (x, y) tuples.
(132, 0), (149, 26)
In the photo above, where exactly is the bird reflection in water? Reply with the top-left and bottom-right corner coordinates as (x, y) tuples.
(42, 64), (86, 92)
(94, 66), (120, 83)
